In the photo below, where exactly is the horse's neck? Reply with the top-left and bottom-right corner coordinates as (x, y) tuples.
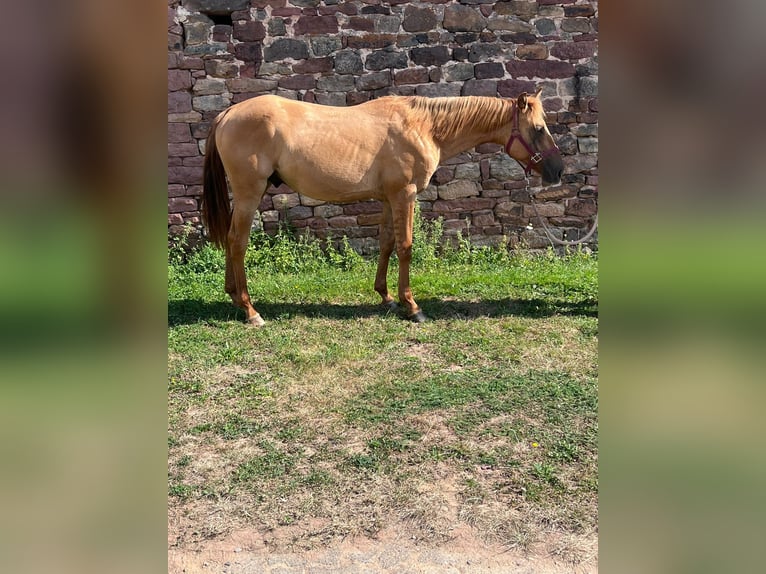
(437, 127), (507, 160)
(429, 98), (513, 160)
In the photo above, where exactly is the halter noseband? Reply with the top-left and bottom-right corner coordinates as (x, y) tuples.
(504, 102), (560, 176)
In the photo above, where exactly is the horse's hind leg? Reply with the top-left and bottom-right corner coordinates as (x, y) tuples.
(226, 181), (267, 326)
(374, 201), (397, 310)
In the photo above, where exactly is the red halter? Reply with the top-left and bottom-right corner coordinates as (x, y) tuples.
(504, 103), (560, 177)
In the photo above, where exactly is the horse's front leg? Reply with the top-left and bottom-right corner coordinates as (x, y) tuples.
(374, 201), (397, 310)
(389, 188), (427, 323)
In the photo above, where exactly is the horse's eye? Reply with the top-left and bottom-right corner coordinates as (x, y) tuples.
(536, 126), (544, 133)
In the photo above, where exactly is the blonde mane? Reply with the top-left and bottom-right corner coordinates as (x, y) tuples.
(405, 96), (513, 143)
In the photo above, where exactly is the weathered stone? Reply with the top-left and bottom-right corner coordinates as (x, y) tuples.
(561, 17), (590, 33)
(168, 111), (203, 123)
(272, 193), (301, 210)
(522, 202), (565, 218)
(462, 79), (497, 96)
(551, 41), (597, 60)
(168, 197), (198, 213)
(204, 59), (239, 77)
(212, 24), (231, 42)
(516, 44), (549, 60)
(468, 43), (512, 62)
(474, 62), (505, 79)
(578, 137), (598, 153)
(486, 18), (533, 32)
(430, 167), (453, 186)
(184, 42), (229, 57)
(168, 70), (192, 92)
(181, 0), (249, 13)
(434, 198), (494, 212)
(295, 15), (338, 35)
(556, 133), (578, 155)
(293, 57), (333, 73)
(415, 83), (462, 97)
(345, 16), (374, 31)
(334, 50), (364, 74)
(565, 198), (597, 217)
(494, 1), (539, 20)
(168, 142), (200, 157)
(278, 75), (317, 90)
(506, 60), (575, 79)
(443, 5), (487, 32)
(535, 18), (557, 35)
(538, 4), (565, 18)
(314, 204), (344, 218)
(314, 92), (347, 106)
(438, 180), (480, 200)
(372, 15), (402, 33)
(193, 78), (227, 95)
(168, 91), (192, 113)
(395, 67), (430, 85)
(193, 94), (231, 111)
(356, 71), (391, 91)
(346, 34), (397, 49)
(454, 163), (481, 180)
(168, 166), (203, 185)
(180, 57), (205, 70)
(365, 49), (408, 70)
(419, 184), (438, 201)
(563, 154), (598, 173)
(233, 42), (263, 62)
(564, 4), (596, 17)
(310, 36), (342, 56)
(490, 155), (525, 180)
(233, 20), (266, 42)
(183, 19), (212, 46)
(343, 201), (383, 215)
(264, 38), (310, 61)
(168, 123), (192, 143)
(317, 75), (355, 91)
(268, 18), (287, 36)
(328, 216), (358, 228)
(288, 205), (314, 220)
(410, 46), (450, 67)
(402, 6), (436, 32)
(226, 78), (278, 93)
(571, 123), (598, 137)
(443, 62), (474, 81)
(577, 76), (598, 97)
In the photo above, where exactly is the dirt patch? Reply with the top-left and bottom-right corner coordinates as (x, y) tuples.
(168, 522), (597, 573)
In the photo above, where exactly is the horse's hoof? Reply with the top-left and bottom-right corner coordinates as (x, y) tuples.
(246, 313), (266, 327)
(409, 311), (428, 323)
(383, 300), (398, 312)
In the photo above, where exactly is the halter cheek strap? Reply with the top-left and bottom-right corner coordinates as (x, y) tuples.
(504, 104), (560, 176)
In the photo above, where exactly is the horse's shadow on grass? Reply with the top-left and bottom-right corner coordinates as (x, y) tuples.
(168, 297), (597, 327)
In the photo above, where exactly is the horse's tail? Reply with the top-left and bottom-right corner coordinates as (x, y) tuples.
(202, 115), (230, 249)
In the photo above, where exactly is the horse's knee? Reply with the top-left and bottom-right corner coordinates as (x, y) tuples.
(396, 243), (412, 261)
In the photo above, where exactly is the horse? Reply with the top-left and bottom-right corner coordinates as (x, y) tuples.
(202, 89), (563, 326)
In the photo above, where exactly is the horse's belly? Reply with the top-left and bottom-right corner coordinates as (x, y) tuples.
(276, 153), (389, 203)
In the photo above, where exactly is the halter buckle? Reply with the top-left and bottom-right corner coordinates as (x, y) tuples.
(530, 152), (543, 164)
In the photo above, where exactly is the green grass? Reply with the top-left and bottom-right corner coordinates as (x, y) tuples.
(168, 225), (597, 554)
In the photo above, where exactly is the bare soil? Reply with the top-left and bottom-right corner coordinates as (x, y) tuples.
(168, 522), (597, 574)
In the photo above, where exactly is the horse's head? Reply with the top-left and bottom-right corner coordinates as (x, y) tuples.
(505, 88), (564, 186)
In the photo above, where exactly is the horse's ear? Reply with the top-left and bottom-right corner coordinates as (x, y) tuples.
(517, 92), (528, 112)
(534, 87), (543, 99)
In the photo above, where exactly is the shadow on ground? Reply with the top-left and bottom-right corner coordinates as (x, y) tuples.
(168, 297), (597, 327)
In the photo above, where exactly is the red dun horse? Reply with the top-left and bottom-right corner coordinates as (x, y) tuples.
(202, 90), (563, 326)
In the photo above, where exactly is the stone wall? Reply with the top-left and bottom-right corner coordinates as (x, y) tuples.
(168, 0), (598, 252)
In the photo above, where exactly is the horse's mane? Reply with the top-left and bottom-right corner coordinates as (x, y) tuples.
(405, 96), (513, 143)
